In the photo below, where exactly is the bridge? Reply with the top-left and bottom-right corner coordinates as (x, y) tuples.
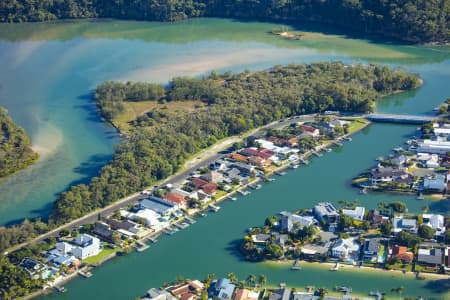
(366, 113), (438, 124)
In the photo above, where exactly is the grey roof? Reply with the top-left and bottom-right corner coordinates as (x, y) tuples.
(140, 196), (175, 214)
(364, 239), (381, 253)
(418, 248), (443, 265)
(269, 288), (292, 300)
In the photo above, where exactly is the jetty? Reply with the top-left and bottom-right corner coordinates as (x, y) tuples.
(291, 259), (301, 270)
(53, 286), (66, 293)
(209, 204), (221, 212)
(312, 150), (323, 157)
(299, 158), (309, 165)
(330, 262), (340, 271)
(173, 222), (189, 230)
(136, 240), (150, 252)
(275, 170), (287, 176)
(78, 270), (93, 278)
(147, 236), (158, 243)
(333, 141), (343, 147)
(237, 189), (250, 196)
(185, 216), (196, 224)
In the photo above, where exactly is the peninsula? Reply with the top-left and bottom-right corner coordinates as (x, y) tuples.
(0, 107), (38, 178)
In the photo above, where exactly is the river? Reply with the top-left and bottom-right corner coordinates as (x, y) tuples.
(0, 18), (450, 299)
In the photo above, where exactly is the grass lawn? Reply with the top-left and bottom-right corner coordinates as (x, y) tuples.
(83, 247), (119, 265)
(346, 118), (370, 134)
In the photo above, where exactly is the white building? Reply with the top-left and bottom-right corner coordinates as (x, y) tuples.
(342, 206), (366, 221)
(392, 217), (417, 233)
(424, 174), (447, 191)
(331, 238), (360, 259)
(71, 234), (101, 260)
(129, 209), (167, 231)
(417, 139), (450, 154)
(423, 214), (445, 236)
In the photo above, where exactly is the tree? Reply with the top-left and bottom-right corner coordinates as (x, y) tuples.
(388, 201), (407, 213)
(381, 221), (393, 235)
(264, 216), (278, 228)
(445, 230), (450, 244)
(257, 274), (266, 288)
(246, 274), (255, 287)
(264, 243), (284, 259)
(418, 225), (435, 239)
(227, 272), (237, 284)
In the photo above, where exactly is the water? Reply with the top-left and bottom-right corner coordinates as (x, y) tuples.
(0, 18), (449, 298)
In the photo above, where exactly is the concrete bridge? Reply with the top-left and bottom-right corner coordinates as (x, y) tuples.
(366, 113), (438, 124)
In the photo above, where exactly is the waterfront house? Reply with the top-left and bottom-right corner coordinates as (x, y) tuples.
(93, 221), (114, 241)
(391, 245), (414, 263)
(392, 155), (408, 167)
(214, 278), (236, 300)
(71, 234), (101, 260)
(392, 217), (418, 233)
(19, 258), (49, 280)
(202, 182), (218, 195)
(362, 238), (383, 262)
(142, 288), (176, 300)
(342, 206), (365, 221)
(370, 167), (409, 184)
(228, 153), (249, 164)
(251, 234), (271, 244)
(417, 247), (443, 267)
(444, 246), (450, 268)
(422, 214), (445, 236)
(281, 213), (316, 233)
(313, 202), (339, 227)
(297, 125), (320, 137)
(417, 153), (440, 168)
(433, 124), (450, 137)
(203, 171), (225, 184)
(140, 197), (178, 217)
(164, 192), (187, 209)
(268, 288), (291, 300)
(191, 177), (209, 189)
(367, 210), (389, 229)
(234, 289), (259, 300)
(242, 147), (275, 161)
(417, 139), (450, 154)
(423, 174), (447, 192)
(331, 238), (360, 260)
(129, 209), (167, 231)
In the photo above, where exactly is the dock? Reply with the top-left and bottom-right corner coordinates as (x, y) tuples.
(173, 222), (189, 230)
(136, 240), (150, 252)
(163, 228), (176, 235)
(299, 158), (309, 165)
(78, 270), (93, 278)
(237, 189), (250, 196)
(333, 141), (343, 147)
(147, 234), (159, 243)
(275, 170), (287, 176)
(53, 286), (66, 293)
(208, 204), (221, 212)
(329, 262), (340, 271)
(312, 150), (323, 157)
(185, 216), (196, 224)
(291, 259), (301, 270)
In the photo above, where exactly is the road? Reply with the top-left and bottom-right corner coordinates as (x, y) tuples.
(4, 114), (316, 254)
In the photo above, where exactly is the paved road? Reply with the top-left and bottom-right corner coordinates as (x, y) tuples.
(4, 114), (316, 254)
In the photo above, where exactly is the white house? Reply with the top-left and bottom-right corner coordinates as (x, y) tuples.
(281, 213), (316, 232)
(424, 174), (447, 192)
(331, 238), (360, 259)
(417, 139), (450, 154)
(129, 208), (167, 231)
(140, 196), (179, 216)
(342, 206), (366, 221)
(423, 214), (445, 236)
(71, 234), (101, 260)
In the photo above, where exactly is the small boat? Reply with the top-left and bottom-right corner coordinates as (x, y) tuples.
(417, 193), (425, 200)
(359, 188), (368, 194)
(198, 212), (207, 217)
(325, 148), (332, 152)
(289, 164), (299, 169)
(230, 196), (237, 201)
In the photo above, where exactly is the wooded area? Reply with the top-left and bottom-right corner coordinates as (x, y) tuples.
(0, 0), (448, 43)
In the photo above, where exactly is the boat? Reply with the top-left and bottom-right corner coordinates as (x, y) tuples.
(324, 148), (332, 153)
(255, 184), (262, 190)
(54, 286), (66, 293)
(289, 164), (299, 169)
(78, 270), (93, 278)
(359, 188), (368, 194)
(291, 259), (301, 270)
(329, 262), (340, 271)
(343, 136), (352, 141)
(417, 193), (425, 200)
(230, 196), (237, 201)
(209, 204), (221, 212)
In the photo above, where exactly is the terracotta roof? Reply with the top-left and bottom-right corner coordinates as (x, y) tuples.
(229, 153), (249, 163)
(164, 192), (186, 205)
(202, 182), (217, 195)
(288, 137), (298, 146)
(170, 284), (190, 296)
(392, 245), (408, 255)
(191, 177), (209, 189)
(298, 124), (318, 133)
(180, 293), (197, 300)
(397, 252), (414, 262)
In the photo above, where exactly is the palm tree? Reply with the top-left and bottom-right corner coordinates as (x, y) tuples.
(318, 287), (328, 300)
(238, 280), (245, 289)
(206, 273), (216, 283)
(257, 274), (267, 288)
(228, 272), (237, 284)
(246, 274), (256, 288)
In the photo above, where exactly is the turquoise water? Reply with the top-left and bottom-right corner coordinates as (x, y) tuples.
(0, 18), (449, 298)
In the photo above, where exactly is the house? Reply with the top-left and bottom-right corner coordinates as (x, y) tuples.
(19, 258), (49, 280)
(214, 278), (236, 300)
(444, 246), (450, 268)
(434, 125), (450, 137)
(203, 171), (225, 184)
(367, 210), (389, 228)
(331, 238), (360, 260)
(71, 234), (101, 260)
(329, 119), (350, 128)
(140, 197), (178, 217)
(392, 245), (414, 263)
(297, 125), (320, 137)
(107, 218), (146, 237)
(281, 213), (316, 232)
(234, 289), (259, 300)
(143, 288), (176, 300)
(422, 214), (445, 236)
(342, 206), (365, 221)
(269, 288), (291, 300)
(202, 182), (218, 195)
(242, 147), (275, 160)
(370, 167), (409, 184)
(164, 192), (187, 208)
(392, 217), (417, 233)
(273, 233), (289, 248)
(417, 139), (450, 154)
(391, 155), (408, 167)
(93, 221), (114, 241)
(313, 202), (339, 226)
(129, 209), (167, 231)
(362, 239), (382, 262)
(228, 153), (249, 163)
(424, 174), (447, 192)
(191, 177), (209, 189)
(251, 234), (271, 244)
(287, 137), (298, 147)
(417, 247), (443, 266)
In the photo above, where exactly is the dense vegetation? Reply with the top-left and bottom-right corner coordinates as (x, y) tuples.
(0, 0), (449, 44)
(0, 62), (419, 253)
(0, 107), (38, 178)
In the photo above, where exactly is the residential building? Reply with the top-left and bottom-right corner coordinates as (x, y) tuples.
(422, 214), (445, 236)
(164, 192), (187, 208)
(129, 209), (167, 231)
(417, 139), (450, 154)
(424, 174), (447, 192)
(297, 125), (320, 137)
(370, 167), (409, 184)
(362, 239), (382, 262)
(143, 288), (177, 300)
(214, 278), (236, 300)
(202, 182), (218, 195)
(71, 234), (101, 260)
(417, 247), (443, 266)
(342, 206), (365, 221)
(93, 221), (114, 241)
(234, 289), (259, 300)
(392, 217), (418, 233)
(19, 258), (49, 280)
(191, 177), (209, 189)
(281, 213), (316, 232)
(268, 288), (291, 300)
(367, 210), (389, 228)
(251, 234), (271, 244)
(392, 245), (414, 263)
(203, 171), (225, 184)
(140, 197), (178, 216)
(331, 238), (360, 260)
(313, 202), (339, 225)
